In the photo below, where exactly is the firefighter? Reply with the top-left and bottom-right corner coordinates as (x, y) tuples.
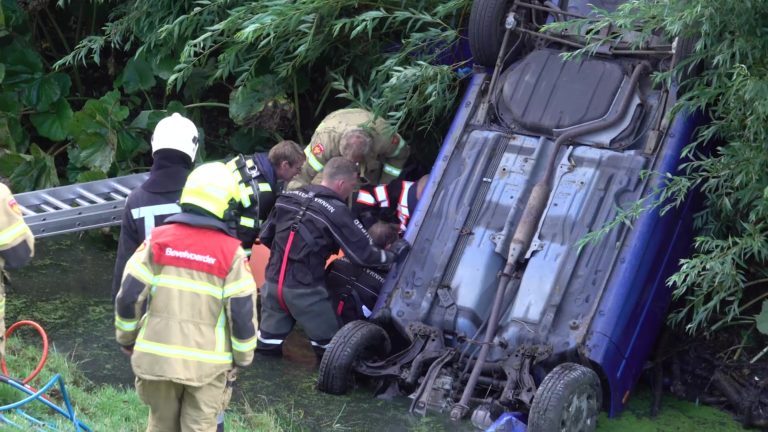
(325, 222), (399, 325)
(354, 174), (429, 232)
(226, 140), (304, 254)
(0, 180), (34, 358)
(111, 113), (199, 302)
(115, 162), (258, 432)
(288, 108), (410, 190)
(257, 157), (406, 359)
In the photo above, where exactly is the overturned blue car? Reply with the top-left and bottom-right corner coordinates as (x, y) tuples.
(317, 1), (702, 430)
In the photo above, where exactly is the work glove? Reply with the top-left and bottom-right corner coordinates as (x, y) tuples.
(389, 238), (411, 260)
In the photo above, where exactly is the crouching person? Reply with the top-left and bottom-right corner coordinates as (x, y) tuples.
(257, 157), (395, 360)
(326, 222), (398, 324)
(115, 162), (258, 432)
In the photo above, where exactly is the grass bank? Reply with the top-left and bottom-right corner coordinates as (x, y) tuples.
(0, 336), (749, 432)
(0, 338), (297, 431)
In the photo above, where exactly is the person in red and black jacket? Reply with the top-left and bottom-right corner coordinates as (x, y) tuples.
(353, 174), (429, 232)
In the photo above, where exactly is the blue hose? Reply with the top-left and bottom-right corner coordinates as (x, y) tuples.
(0, 373), (91, 431)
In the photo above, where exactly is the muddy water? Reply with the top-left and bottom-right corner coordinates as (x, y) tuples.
(7, 235), (747, 431)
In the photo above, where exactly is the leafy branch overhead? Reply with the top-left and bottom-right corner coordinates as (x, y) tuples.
(58, 0), (472, 137)
(553, 1), (768, 335)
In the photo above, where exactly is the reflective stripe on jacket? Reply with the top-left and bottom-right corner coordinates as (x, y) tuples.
(352, 180), (416, 232)
(115, 220), (258, 386)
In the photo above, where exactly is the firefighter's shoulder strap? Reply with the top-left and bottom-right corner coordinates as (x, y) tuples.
(276, 191), (316, 313)
(232, 154), (262, 227)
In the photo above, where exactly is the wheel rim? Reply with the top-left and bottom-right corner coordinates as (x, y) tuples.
(558, 385), (597, 432)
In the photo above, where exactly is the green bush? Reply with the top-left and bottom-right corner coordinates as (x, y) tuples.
(549, 0), (768, 337)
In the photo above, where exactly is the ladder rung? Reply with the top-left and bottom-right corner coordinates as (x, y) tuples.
(17, 205), (35, 217)
(74, 198), (91, 207)
(39, 204), (56, 213)
(40, 193), (72, 210)
(108, 192), (126, 200)
(76, 188), (106, 204)
(111, 182), (132, 195)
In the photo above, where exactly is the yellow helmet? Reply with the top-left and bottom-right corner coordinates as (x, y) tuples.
(179, 162), (240, 220)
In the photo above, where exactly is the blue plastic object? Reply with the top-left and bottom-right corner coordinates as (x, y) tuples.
(486, 412), (527, 432)
(0, 373), (91, 431)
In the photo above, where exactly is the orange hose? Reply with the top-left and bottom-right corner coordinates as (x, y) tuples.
(1, 320), (49, 384)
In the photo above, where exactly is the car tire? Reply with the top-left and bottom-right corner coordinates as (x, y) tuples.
(671, 36), (703, 88)
(317, 320), (391, 395)
(469, 0), (515, 68)
(528, 363), (602, 432)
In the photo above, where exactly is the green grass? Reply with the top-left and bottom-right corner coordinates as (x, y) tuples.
(0, 338), (749, 431)
(0, 340), (300, 431)
(597, 388), (746, 432)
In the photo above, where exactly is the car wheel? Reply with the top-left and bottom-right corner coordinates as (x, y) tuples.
(317, 320), (391, 395)
(528, 363), (602, 432)
(671, 36), (703, 88)
(469, 0), (517, 68)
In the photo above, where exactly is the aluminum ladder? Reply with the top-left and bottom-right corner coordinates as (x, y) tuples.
(14, 173), (149, 238)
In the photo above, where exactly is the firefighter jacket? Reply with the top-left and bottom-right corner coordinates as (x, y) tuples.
(326, 256), (387, 324)
(226, 152), (279, 253)
(354, 179), (418, 232)
(111, 150), (192, 301)
(0, 183), (34, 337)
(115, 212), (258, 386)
(259, 185), (393, 289)
(289, 109), (410, 190)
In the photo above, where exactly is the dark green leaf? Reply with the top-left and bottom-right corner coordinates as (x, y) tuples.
(165, 100), (187, 115)
(0, 146), (58, 192)
(116, 129), (149, 161)
(756, 300), (768, 336)
(0, 39), (43, 87)
(50, 73), (72, 98)
(30, 98), (73, 141)
(73, 130), (115, 173)
(0, 114), (26, 153)
(116, 57), (156, 94)
(76, 170), (108, 183)
(0, 92), (18, 113)
(21, 74), (61, 111)
(0, 117), (16, 152)
(68, 91), (129, 173)
(0, 63), (5, 84)
(152, 56), (178, 81)
(130, 110), (167, 131)
(229, 74), (287, 126)
(0, 152), (25, 180)
(230, 128), (273, 154)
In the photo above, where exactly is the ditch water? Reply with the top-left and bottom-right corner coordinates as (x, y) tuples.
(6, 234), (746, 431)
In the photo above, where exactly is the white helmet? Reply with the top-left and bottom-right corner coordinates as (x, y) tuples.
(151, 113), (199, 161)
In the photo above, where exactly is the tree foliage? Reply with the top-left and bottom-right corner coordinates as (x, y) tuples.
(554, 0), (768, 335)
(0, 0), (471, 191)
(58, 0), (471, 134)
